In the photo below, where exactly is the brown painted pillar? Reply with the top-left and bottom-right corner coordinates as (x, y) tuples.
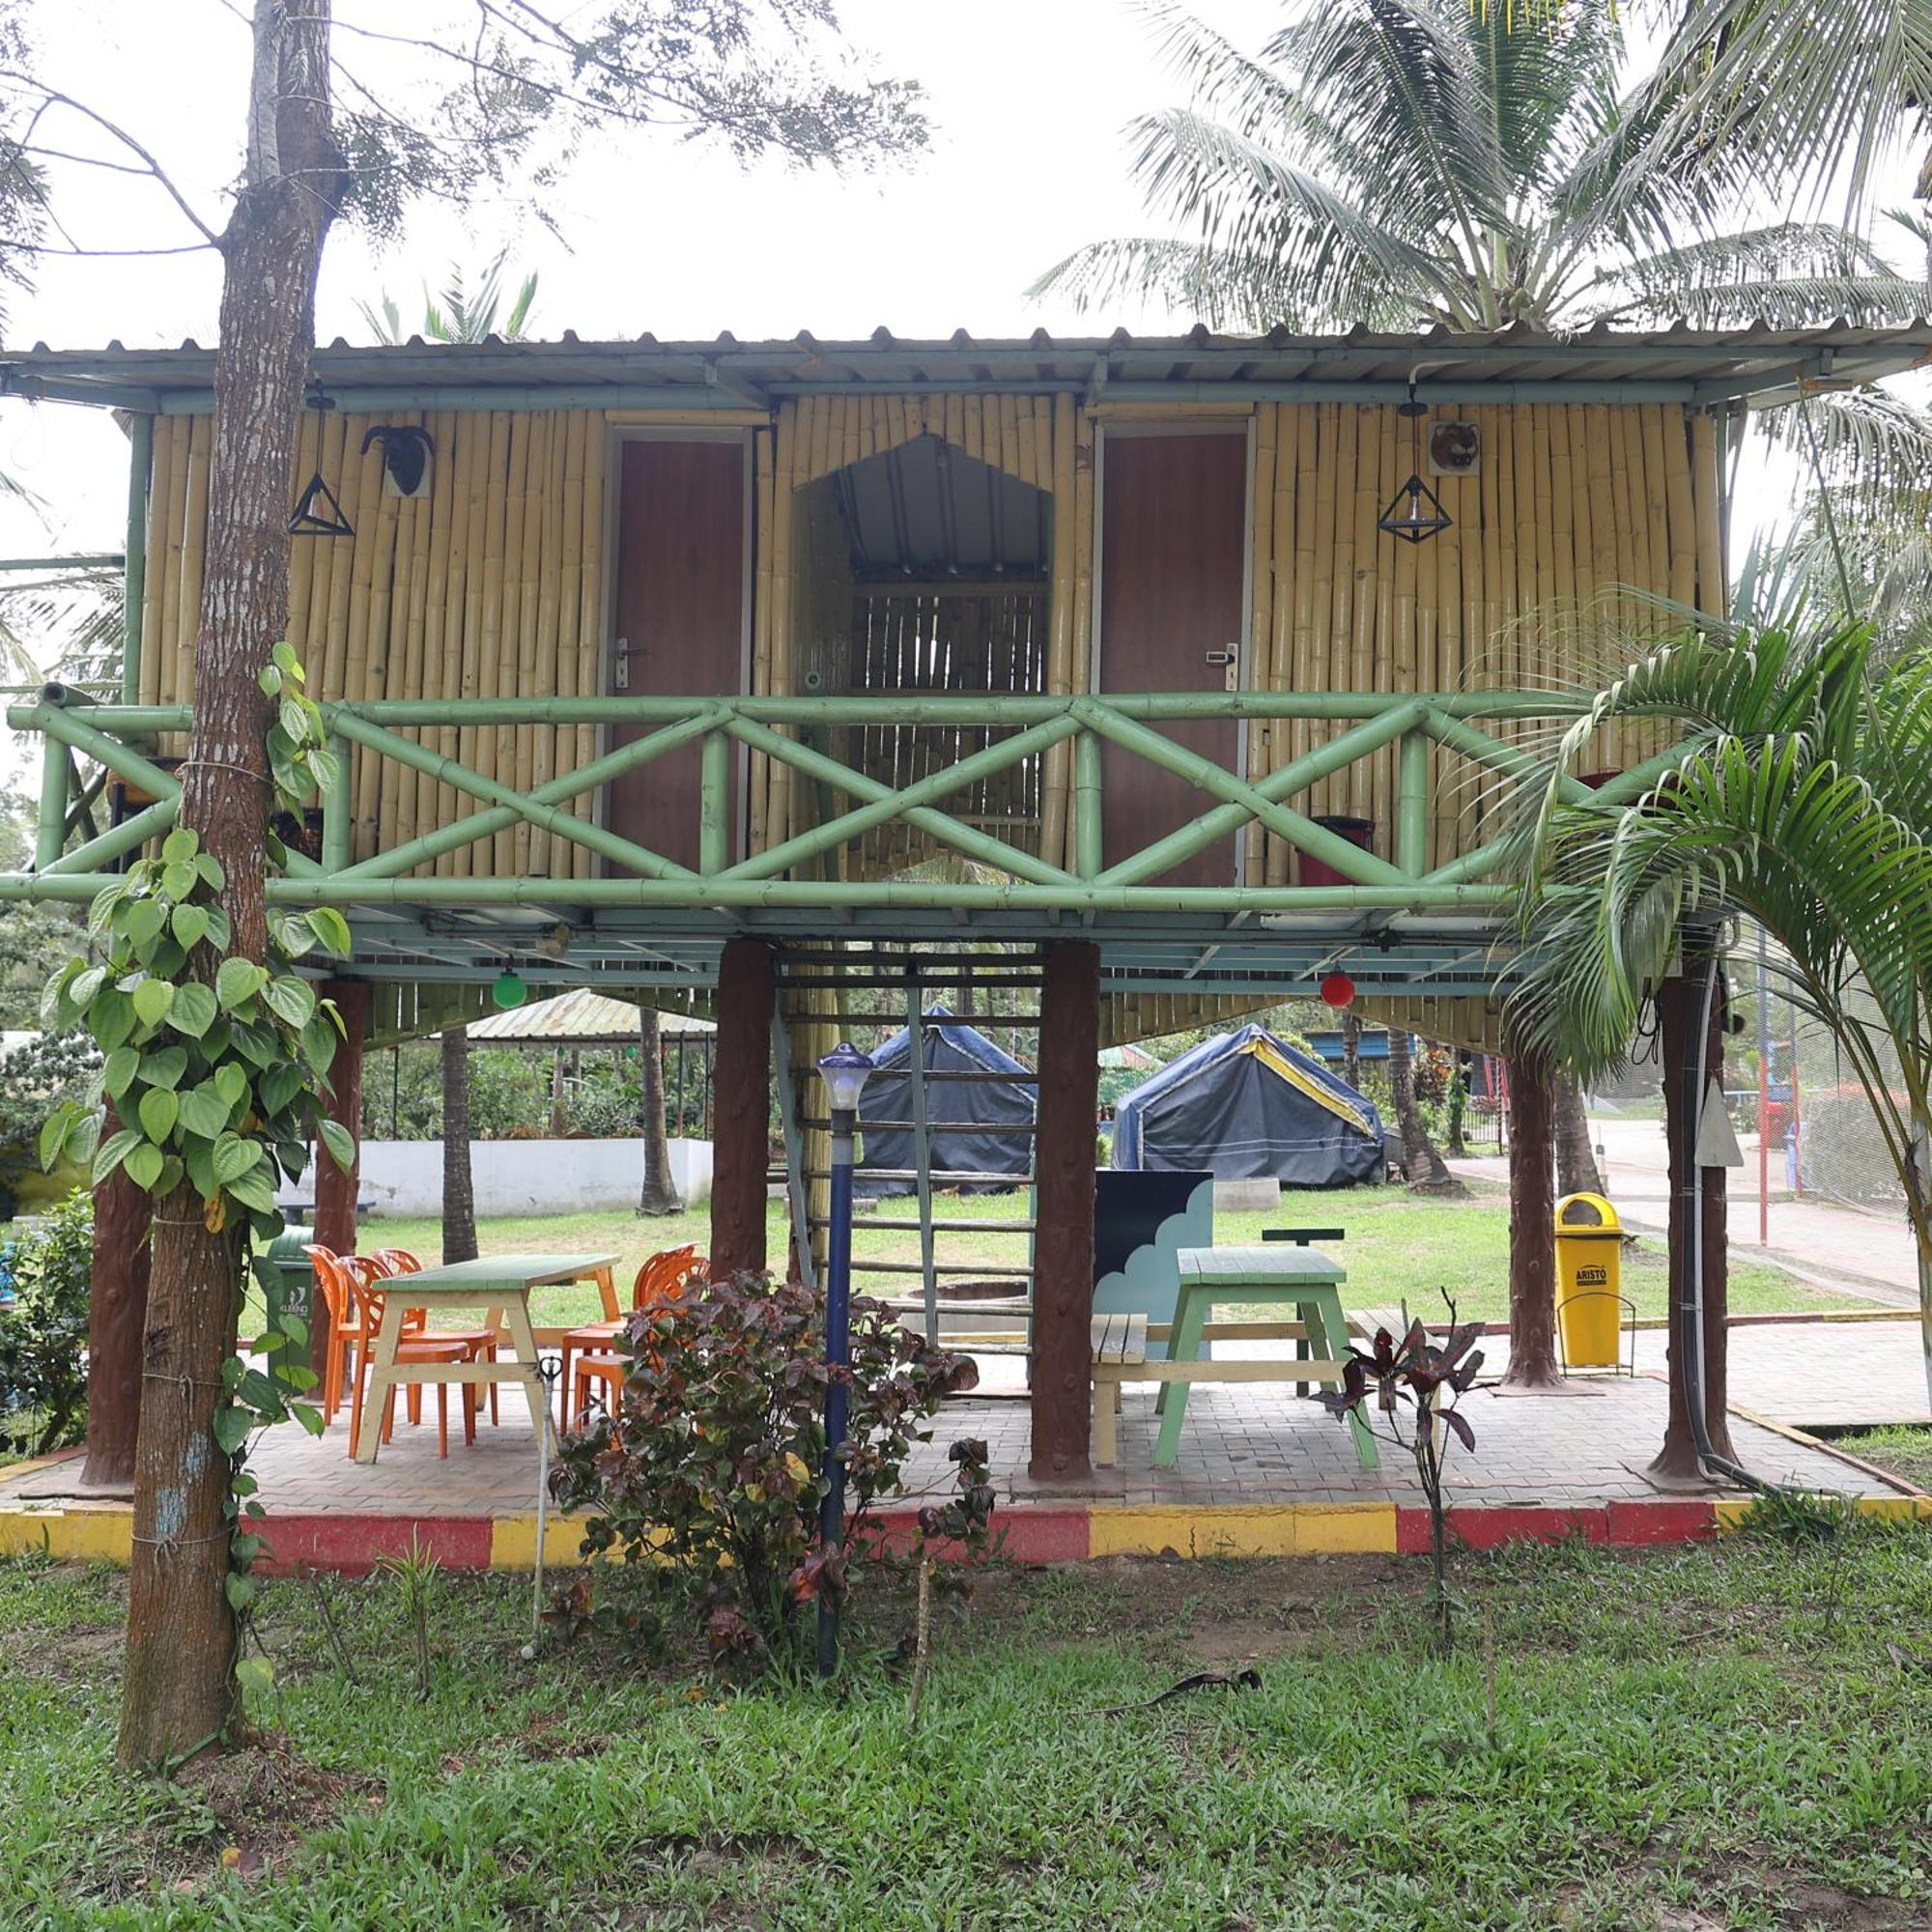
(1500, 1053), (1562, 1389)
(1031, 940), (1100, 1482)
(709, 937), (775, 1280)
(1650, 959), (1739, 1482)
(313, 980), (370, 1377)
(80, 1110), (151, 1490)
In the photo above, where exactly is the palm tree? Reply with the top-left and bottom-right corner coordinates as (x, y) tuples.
(357, 252), (539, 345)
(1506, 604), (1932, 1404)
(1034, 1), (1924, 333)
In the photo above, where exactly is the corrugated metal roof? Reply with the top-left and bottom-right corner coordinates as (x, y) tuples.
(836, 436), (1048, 578)
(466, 988), (715, 1045)
(5, 321), (1930, 410)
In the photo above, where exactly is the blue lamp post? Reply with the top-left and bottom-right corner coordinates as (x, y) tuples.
(814, 1039), (872, 1679)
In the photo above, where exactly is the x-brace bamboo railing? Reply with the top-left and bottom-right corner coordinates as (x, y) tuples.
(1, 687), (1677, 917)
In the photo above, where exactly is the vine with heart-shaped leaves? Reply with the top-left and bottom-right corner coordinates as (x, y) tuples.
(38, 639), (355, 1678)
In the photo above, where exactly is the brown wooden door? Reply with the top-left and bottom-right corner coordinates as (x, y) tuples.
(1097, 431), (1247, 886)
(609, 440), (746, 871)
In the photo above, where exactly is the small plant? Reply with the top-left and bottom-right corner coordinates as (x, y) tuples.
(1321, 1293), (1486, 1648)
(374, 1531), (443, 1702)
(550, 1270), (988, 1679)
(0, 1186), (93, 1456)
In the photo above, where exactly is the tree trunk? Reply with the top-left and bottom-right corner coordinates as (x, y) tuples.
(441, 1027), (477, 1264)
(1553, 1074), (1605, 1198)
(637, 1006), (682, 1216)
(119, 0), (342, 1770)
(1389, 1027), (1463, 1195)
(1649, 961), (1739, 1482)
(1501, 1055), (1562, 1389)
(81, 1115), (150, 1491)
(1341, 1011), (1362, 1094)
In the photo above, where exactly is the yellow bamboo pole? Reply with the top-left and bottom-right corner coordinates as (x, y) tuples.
(1690, 411), (1723, 618)
(1318, 403), (1358, 827)
(407, 409), (455, 867)
(487, 412), (532, 874)
(767, 402), (799, 855)
(1244, 403), (1278, 888)
(1068, 401), (1097, 864)
(1040, 393), (1077, 867)
(524, 412), (565, 874)
(1262, 408), (1296, 881)
(507, 411), (549, 872)
(1350, 408), (1381, 832)
(156, 412), (190, 705)
(387, 414), (434, 857)
(136, 418), (171, 707)
(304, 411), (348, 697)
(431, 414), (475, 874)
(548, 410), (586, 877)
(842, 394), (861, 473)
(1288, 404), (1320, 836)
(328, 416), (378, 705)
(1664, 407), (1699, 615)
(1433, 439), (1464, 870)
(749, 426), (776, 856)
(575, 415), (608, 880)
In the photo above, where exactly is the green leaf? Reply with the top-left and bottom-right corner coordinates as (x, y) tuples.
(213, 1062), (248, 1110)
(160, 860), (197, 902)
(300, 1013), (337, 1077)
(216, 956), (262, 1010)
(225, 1168), (278, 1214)
(235, 1659), (273, 1704)
(212, 1406), (252, 1454)
(258, 1064), (304, 1116)
(161, 827), (198, 864)
(257, 663), (283, 697)
(171, 981), (218, 1039)
(124, 1141), (163, 1191)
(205, 904), (232, 952)
(67, 1112), (100, 1167)
(179, 1081), (232, 1140)
(91, 988), (134, 1049)
(120, 900), (166, 952)
(196, 851), (226, 892)
(136, 1087), (179, 1144)
(38, 1102), (76, 1172)
(143, 1045), (188, 1091)
(101, 1046), (139, 1100)
(319, 1117), (356, 1173)
(213, 1133), (260, 1185)
(229, 1022), (276, 1068)
(68, 964), (106, 1009)
(271, 640), (298, 673)
(184, 1140), (215, 1200)
(304, 907), (353, 958)
(171, 904), (210, 951)
(291, 1403), (326, 1438)
(263, 976), (317, 1030)
(131, 979), (175, 1029)
(237, 1366), (280, 1411)
(91, 1127), (143, 1184)
(225, 1574), (261, 1618)
(156, 1154), (184, 1195)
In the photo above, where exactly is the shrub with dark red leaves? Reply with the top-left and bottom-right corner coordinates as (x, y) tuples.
(550, 1269), (988, 1675)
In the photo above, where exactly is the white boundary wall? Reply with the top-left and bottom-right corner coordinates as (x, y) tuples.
(276, 1138), (714, 1218)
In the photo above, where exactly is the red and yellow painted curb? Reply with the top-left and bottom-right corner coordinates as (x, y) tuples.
(8, 1491), (1925, 1573)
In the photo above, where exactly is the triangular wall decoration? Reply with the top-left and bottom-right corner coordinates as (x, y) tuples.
(289, 471), (355, 538)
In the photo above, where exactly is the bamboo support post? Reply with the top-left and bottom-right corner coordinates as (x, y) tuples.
(699, 727), (730, 873)
(1074, 727), (1103, 879)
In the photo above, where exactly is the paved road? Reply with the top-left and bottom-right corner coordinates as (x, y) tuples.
(1452, 1115), (1919, 1307)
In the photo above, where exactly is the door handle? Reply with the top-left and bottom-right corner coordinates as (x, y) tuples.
(1204, 646), (1238, 691)
(613, 636), (631, 692)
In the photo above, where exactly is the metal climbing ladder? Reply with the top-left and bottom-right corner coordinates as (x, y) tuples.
(773, 947), (1043, 1360)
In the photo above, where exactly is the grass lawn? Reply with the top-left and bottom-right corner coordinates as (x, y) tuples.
(343, 1183), (1873, 1330)
(7, 1528), (1932, 1928)
(1834, 1426), (1932, 1493)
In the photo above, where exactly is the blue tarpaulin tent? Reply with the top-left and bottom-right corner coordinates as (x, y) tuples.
(1112, 1024), (1384, 1186)
(857, 1005), (1034, 1196)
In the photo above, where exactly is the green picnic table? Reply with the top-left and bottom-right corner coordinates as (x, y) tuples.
(354, 1252), (619, 1465)
(1154, 1244), (1378, 1470)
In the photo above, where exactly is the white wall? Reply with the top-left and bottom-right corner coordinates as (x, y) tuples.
(277, 1138), (713, 1219)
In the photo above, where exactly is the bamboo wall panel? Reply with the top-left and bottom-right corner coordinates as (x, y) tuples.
(144, 408), (613, 877)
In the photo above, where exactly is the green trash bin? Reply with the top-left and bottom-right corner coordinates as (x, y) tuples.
(252, 1223), (317, 1395)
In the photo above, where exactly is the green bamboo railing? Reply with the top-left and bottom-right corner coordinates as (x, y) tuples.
(1, 686), (1642, 918)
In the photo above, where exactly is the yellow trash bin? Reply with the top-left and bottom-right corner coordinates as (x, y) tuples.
(1554, 1192), (1624, 1368)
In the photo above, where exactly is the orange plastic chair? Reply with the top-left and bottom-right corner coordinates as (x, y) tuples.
(355, 1250), (500, 1427)
(564, 1250), (705, 1430)
(305, 1242), (404, 1423)
(308, 1249), (475, 1459)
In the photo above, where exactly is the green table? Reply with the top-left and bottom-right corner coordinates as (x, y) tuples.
(1154, 1245), (1378, 1471)
(354, 1252), (619, 1465)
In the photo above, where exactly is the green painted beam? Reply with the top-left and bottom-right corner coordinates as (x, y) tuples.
(1397, 728), (1431, 876)
(328, 707), (725, 881)
(327, 710), (702, 882)
(44, 794), (176, 876)
(156, 384), (765, 416)
(1078, 700), (1412, 888)
(713, 714), (1078, 885)
(34, 732), (66, 871)
(1074, 731), (1103, 880)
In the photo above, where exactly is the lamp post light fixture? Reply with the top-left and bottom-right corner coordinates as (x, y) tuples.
(813, 1038), (873, 1679)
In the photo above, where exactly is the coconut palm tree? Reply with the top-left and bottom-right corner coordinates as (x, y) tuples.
(1505, 603), (1932, 1403)
(1034, 0), (1924, 332)
(357, 252), (539, 345)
